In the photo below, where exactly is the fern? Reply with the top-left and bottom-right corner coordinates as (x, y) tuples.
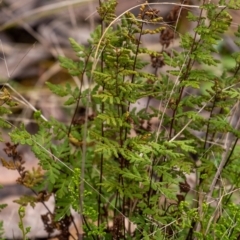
(2, 0), (240, 239)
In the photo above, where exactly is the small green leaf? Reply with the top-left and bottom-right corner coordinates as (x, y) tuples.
(46, 82), (68, 97)
(64, 97), (76, 105)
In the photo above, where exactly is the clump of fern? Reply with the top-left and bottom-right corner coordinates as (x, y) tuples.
(1, 0), (240, 239)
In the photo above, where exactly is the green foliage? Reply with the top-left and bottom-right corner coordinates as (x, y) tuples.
(228, 0), (240, 9)
(0, 221), (5, 240)
(14, 195), (37, 208)
(0, 185), (7, 213)
(2, 0), (240, 239)
(0, 87), (17, 141)
(0, 185), (7, 240)
(18, 206), (31, 240)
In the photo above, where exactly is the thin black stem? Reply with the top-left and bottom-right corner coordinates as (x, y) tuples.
(222, 137), (238, 171)
(82, 214), (97, 240)
(97, 0), (105, 233)
(130, 22), (144, 85)
(168, 86), (185, 139)
(203, 95), (217, 150)
(185, 2), (208, 239)
(67, 51), (92, 137)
